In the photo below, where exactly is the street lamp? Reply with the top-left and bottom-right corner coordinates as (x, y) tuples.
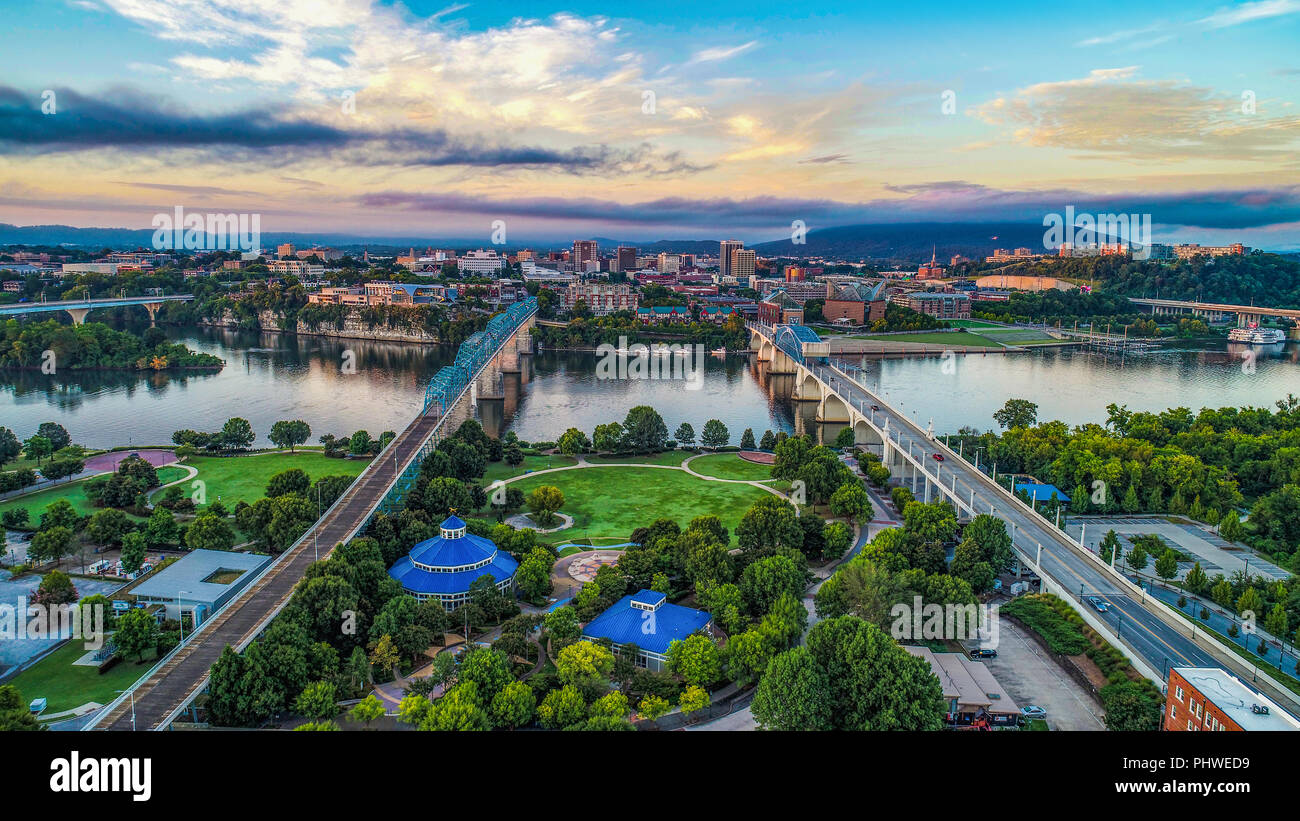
(115, 689), (136, 731)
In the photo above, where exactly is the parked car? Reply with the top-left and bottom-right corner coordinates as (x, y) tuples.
(1021, 705), (1047, 719)
(969, 648), (997, 659)
(1086, 596), (1109, 613)
(931, 453), (945, 462)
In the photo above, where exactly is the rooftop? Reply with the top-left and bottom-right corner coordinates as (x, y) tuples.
(130, 549), (270, 604)
(1014, 482), (1071, 503)
(582, 591), (711, 655)
(905, 647), (1019, 715)
(1173, 667), (1300, 731)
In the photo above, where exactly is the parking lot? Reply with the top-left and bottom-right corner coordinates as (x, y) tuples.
(982, 619), (1106, 731)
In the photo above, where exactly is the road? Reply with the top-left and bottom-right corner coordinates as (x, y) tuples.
(806, 357), (1222, 681)
(93, 410), (444, 730)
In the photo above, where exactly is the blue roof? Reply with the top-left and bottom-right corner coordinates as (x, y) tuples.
(388, 552), (518, 595)
(1015, 482), (1070, 503)
(582, 592), (711, 655)
(442, 515), (466, 530)
(631, 590), (666, 607)
(388, 516), (518, 595)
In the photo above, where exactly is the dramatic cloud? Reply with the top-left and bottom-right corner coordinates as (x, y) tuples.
(0, 86), (705, 175)
(973, 69), (1300, 161)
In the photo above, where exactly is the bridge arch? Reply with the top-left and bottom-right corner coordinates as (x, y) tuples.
(818, 391), (850, 423)
(795, 372), (822, 401)
(853, 418), (882, 447)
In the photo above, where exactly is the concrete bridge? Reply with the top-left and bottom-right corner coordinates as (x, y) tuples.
(85, 298), (537, 731)
(748, 321), (1300, 713)
(0, 294), (194, 325)
(1129, 297), (1300, 330)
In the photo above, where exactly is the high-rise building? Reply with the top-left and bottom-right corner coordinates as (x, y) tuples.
(719, 240), (743, 279)
(572, 240), (599, 272)
(616, 246), (638, 273)
(657, 252), (682, 274)
(458, 249), (506, 274)
(731, 248), (756, 282)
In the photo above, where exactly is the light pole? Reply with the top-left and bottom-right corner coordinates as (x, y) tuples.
(115, 689), (136, 731)
(178, 589), (191, 643)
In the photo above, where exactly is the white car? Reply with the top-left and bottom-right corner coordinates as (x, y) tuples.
(1020, 705), (1047, 719)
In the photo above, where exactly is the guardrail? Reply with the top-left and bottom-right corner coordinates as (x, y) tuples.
(83, 300), (537, 730)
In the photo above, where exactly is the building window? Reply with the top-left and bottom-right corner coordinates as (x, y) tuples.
(1175, 686), (1184, 701)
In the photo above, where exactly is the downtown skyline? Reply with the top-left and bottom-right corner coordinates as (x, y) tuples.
(1, 0), (1300, 247)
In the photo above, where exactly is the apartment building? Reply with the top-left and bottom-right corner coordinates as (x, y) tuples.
(1165, 667), (1299, 731)
(564, 281), (638, 315)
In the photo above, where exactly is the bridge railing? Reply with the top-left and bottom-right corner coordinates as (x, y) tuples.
(423, 298), (535, 414)
(83, 298), (537, 730)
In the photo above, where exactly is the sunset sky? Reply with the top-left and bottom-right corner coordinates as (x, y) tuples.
(2, 0), (1299, 246)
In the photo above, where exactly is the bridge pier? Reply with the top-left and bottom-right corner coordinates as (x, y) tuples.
(143, 301), (164, 326)
(65, 307), (91, 325)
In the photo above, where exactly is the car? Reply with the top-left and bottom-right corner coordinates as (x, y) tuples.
(969, 648), (997, 659)
(931, 453), (945, 462)
(1020, 705), (1047, 719)
(1085, 596), (1109, 613)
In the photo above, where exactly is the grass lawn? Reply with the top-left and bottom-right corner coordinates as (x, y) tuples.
(0, 466), (188, 524)
(688, 452), (776, 482)
(849, 331), (1006, 348)
(508, 465), (773, 544)
(945, 319), (1004, 329)
(976, 328), (1059, 344)
(583, 451), (690, 467)
(483, 454), (577, 484)
(9, 640), (159, 717)
(177, 452), (370, 509)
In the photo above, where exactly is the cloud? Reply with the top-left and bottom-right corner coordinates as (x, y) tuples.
(0, 86), (707, 175)
(688, 41), (759, 64)
(972, 69), (1300, 161)
(1196, 0), (1300, 29)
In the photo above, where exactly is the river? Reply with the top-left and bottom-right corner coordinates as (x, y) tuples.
(1, 325), (1297, 448)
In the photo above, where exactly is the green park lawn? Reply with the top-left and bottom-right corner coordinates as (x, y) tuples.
(9, 639), (160, 718)
(174, 451), (370, 509)
(849, 331), (1006, 348)
(507, 464), (773, 544)
(687, 452), (777, 482)
(482, 454), (578, 484)
(583, 450), (691, 467)
(945, 319), (1004, 329)
(0, 466), (188, 525)
(975, 327), (1060, 346)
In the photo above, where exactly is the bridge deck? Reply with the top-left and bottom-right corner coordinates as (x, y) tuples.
(96, 409), (442, 730)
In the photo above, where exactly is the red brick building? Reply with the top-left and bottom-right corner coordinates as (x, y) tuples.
(1165, 667), (1299, 731)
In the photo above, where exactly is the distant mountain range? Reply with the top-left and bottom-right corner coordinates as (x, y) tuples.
(1, 221), (1289, 262)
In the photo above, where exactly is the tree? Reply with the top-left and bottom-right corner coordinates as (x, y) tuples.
(0, 427), (20, 467)
(1236, 586), (1264, 618)
(537, 684), (587, 729)
(621, 406), (668, 452)
(1183, 562), (1209, 596)
(1218, 511), (1243, 543)
(270, 420), (311, 452)
(678, 685), (711, 719)
(503, 440), (524, 466)
(829, 481), (870, 525)
(1211, 578), (1234, 609)
(515, 551), (552, 601)
(348, 694), (385, 728)
(490, 681), (536, 729)
(557, 427), (591, 456)
(186, 511), (236, 551)
(833, 427), (856, 450)
(23, 435), (52, 466)
(1125, 541), (1148, 573)
(544, 606), (581, 649)
(753, 615), (944, 731)
(637, 694), (671, 721)
(37, 422), (71, 451)
(29, 526), (74, 567)
(294, 681), (339, 719)
(665, 634), (722, 687)
(701, 419), (729, 449)
(33, 568), (77, 605)
(1100, 682), (1161, 731)
(992, 398), (1038, 430)
(349, 430), (373, 456)
(735, 496), (804, 558)
(143, 506), (178, 548)
(1099, 529), (1121, 564)
(822, 521), (852, 561)
(120, 531), (147, 575)
(740, 428), (756, 450)
(1265, 603), (1289, 640)
(674, 423), (696, 449)
(220, 417), (256, 451)
(266, 468), (310, 498)
(740, 554), (806, 616)
(759, 430), (776, 451)
(114, 608), (158, 661)
(1154, 549), (1179, 581)
(556, 641), (615, 694)
(526, 485), (565, 527)
(592, 422), (624, 453)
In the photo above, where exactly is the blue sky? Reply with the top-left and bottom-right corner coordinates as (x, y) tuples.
(1, 0), (1298, 246)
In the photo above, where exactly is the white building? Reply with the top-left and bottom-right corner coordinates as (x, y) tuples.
(458, 249), (506, 275)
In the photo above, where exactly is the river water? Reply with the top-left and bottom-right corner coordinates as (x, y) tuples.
(1, 325), (1297, 448)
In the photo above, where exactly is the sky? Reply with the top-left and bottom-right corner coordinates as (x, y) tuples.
(1, 0), (1299, 247)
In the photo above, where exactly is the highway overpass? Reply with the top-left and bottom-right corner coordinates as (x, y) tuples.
(0, 294), (194, 325)
(85, 298), (537, 730)
(1129, 297), (1300, 328)
(749, 321), (1300, 713)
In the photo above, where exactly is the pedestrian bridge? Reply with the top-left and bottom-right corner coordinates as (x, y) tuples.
(85, 297), (537, 731)
(0, 294), (194, 325)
